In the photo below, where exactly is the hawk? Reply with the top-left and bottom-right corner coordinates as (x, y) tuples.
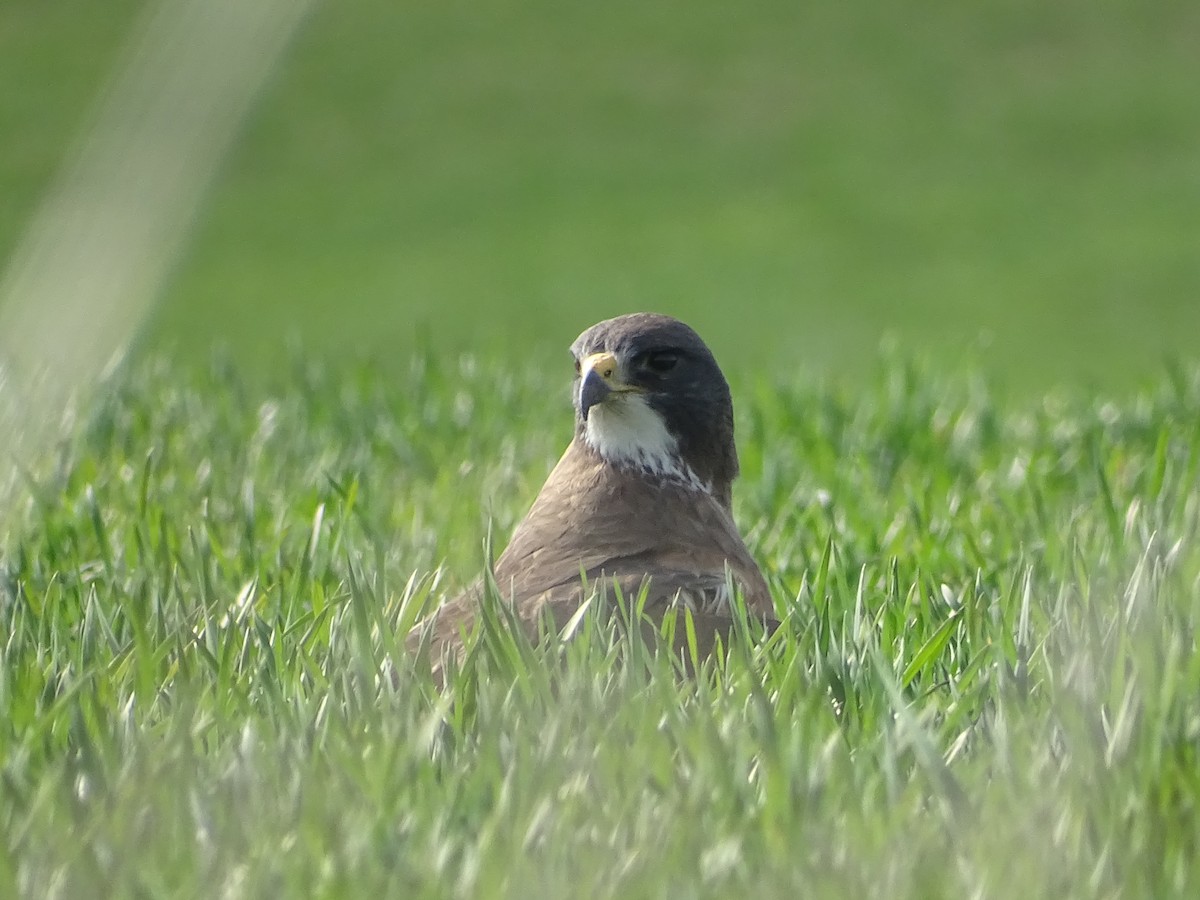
(410, 312), (774, 673)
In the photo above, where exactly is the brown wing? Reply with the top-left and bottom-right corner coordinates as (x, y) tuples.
(409, 439), (774, 670)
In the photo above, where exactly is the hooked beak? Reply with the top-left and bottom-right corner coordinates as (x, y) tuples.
(578, 351), (625, 420)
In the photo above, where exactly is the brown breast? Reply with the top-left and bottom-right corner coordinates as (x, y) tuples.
(409, 439), (773, 674)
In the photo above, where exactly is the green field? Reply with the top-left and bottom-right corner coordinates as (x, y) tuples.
(2, 0), (1200, 896)
(1, 0), (1197, 388)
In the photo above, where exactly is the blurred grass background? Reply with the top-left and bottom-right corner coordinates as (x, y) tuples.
(1, 0), (1197, 391)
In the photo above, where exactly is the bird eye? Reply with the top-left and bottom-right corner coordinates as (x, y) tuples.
(641, 350), (679, 374)
(573, 356), (581, 375)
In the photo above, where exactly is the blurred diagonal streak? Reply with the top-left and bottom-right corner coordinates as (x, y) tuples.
(0, 0), (317, 506)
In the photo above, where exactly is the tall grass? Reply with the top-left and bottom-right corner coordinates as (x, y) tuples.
(2, 353), (1198, 897)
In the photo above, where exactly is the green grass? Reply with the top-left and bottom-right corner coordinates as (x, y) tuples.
(2, 0), (1198, 388)
(3, 0), (1196, 892)
(3, 353), (1199, 897)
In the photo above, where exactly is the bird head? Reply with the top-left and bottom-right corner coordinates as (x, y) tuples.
(569, 313), (739, 506)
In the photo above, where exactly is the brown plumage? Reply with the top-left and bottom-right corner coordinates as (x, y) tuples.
(409, 313), (774, 673)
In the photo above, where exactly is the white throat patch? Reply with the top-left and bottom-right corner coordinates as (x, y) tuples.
(583, 393), (708, 492)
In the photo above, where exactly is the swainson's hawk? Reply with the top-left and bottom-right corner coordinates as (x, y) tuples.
(410, 313), (774, 672)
